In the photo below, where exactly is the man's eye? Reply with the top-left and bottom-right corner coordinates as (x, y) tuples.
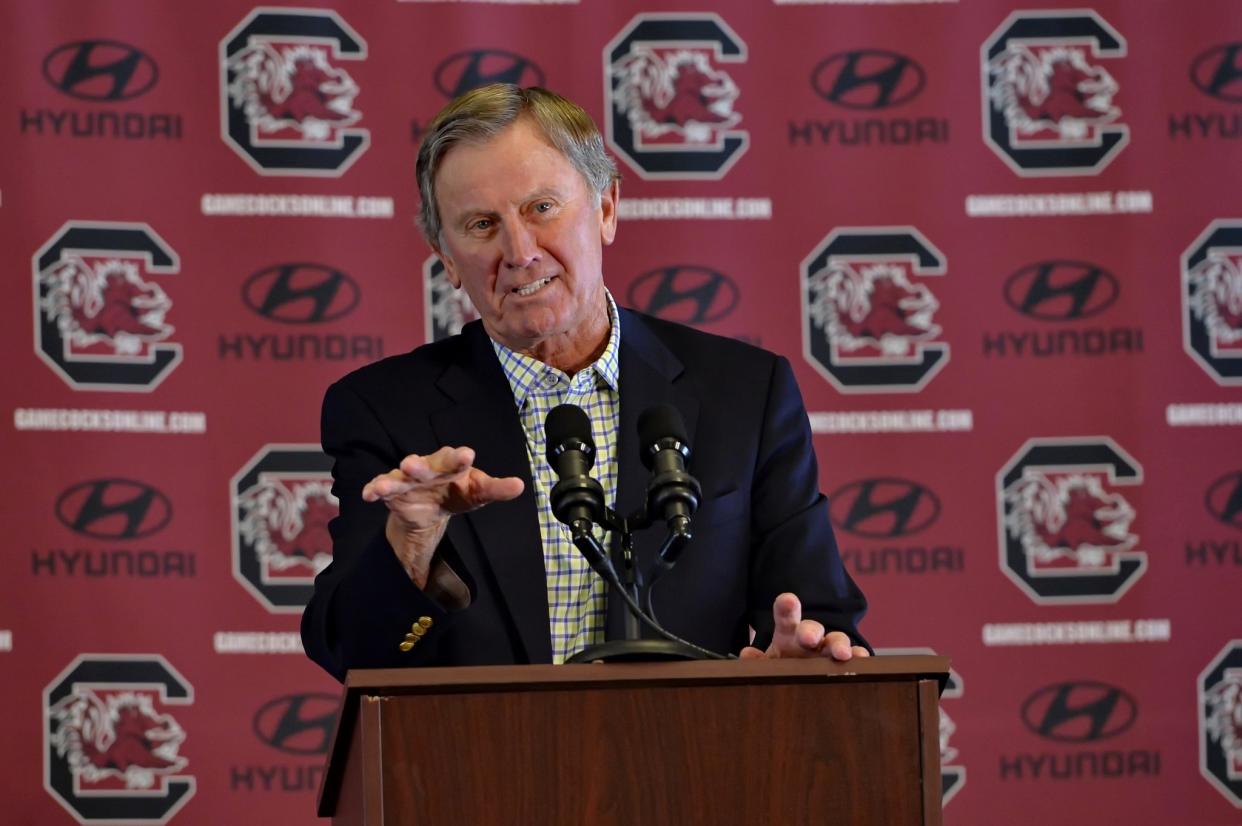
(535, 201), (554, 213)
(470, 219), (492, 231)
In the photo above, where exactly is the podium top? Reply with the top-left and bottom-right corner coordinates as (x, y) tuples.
(342, 653), (949, 695)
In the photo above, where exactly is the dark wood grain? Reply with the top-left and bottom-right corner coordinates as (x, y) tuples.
(918, 679), (944, 826)
(377, 681), (922, 825)
(319, 656), (949, 825)
(359, 697), (383, 824)
(332, 701), (364, 826)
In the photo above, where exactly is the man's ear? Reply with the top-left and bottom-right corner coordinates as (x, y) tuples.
(433, 245), (462, 288)
(599, 179), (619, 246)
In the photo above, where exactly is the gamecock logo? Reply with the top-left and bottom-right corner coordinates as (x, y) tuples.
(801, 226), (949, 393)
(424, 255), (480, 343)
(997, 438), (1146, 603)
(982, 10), (1128, 176)
(231, 444), (336, 612)
(33, 221), (181, 391)
(44, 655), (194, 824)
(238, 479), (334, 573)
(813, 263), (940, 353)
(614, 50), (740, 142)
(1200, 641), (1242, 807)
(1183, 220), (1242, 385)
(43, 259), (172, 353)
(227, 45), (359, 137)
(221, 9), (369, 176)
(51, 692), (186, 787)
(605, 13), (748, 179)
(1006, 474), (1136, 569)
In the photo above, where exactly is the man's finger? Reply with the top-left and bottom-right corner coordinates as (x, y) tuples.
(363, 448), (483, 503)
(771, 593), (801, 638)
(400, 446), (474, 483)
(468, 475), (525, 507)
(739, 646), (765, 659)
(765, 593), (812, 658)
(362, 469), (416, 502)
(822, 631), (859, 661)
(797, 619), (826, 652)
(754, 595), (869, 662)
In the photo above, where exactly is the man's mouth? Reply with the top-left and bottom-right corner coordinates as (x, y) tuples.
(512, 276), (553, 297)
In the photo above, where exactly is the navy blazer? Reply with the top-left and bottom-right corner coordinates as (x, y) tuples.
(301, 309), (867, 681)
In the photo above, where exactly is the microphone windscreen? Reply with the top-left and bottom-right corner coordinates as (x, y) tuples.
(637, 404), (688, 466)
(545, 403), (595, 462)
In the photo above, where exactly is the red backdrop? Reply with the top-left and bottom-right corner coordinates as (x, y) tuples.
(3, 1), (1241, 823)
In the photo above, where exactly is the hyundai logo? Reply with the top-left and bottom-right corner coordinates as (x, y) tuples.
(242, 263), (360, 325)
(55, 478), (172, 540)
(43, 40), (158, 102)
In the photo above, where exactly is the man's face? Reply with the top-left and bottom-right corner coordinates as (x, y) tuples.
(433, 118), (618, 356)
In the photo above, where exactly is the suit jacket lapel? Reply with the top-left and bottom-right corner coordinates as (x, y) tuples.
(609, 309), (699, 640)
(430, 323), (552, 664)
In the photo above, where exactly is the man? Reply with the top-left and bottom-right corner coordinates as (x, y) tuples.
(301, 85), (868, 682)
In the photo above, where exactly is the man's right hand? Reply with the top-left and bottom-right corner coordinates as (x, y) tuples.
(361, 446), (524, 588)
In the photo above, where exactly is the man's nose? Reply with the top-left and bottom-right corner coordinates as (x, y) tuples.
(500, 221), (540, 269)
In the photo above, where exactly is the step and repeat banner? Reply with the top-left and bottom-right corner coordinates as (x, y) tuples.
(2, 0), (1240, 823)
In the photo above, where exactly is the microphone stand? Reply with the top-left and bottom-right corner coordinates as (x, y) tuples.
(618, 525), (640, 643)
(563, 505), (723, 664)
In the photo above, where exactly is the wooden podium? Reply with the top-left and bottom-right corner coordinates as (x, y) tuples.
(317, 655), (949, 825)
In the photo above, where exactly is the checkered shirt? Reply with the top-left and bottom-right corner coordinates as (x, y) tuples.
(491, 294), (620, 664)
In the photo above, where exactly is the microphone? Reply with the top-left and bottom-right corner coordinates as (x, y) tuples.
(545, 403), (606, 538)
(638, 404), (702, 544)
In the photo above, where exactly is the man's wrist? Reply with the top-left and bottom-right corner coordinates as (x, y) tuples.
(385, 513), (447, 588)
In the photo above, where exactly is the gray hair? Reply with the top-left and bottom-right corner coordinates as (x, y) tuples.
(416, 84), (619, 246)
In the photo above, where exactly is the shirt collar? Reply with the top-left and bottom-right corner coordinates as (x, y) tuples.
(491, 290), (621, 407)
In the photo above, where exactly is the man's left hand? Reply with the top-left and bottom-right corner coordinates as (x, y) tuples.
(739, 593), (870, 662)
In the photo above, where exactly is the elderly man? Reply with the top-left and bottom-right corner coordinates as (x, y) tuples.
(301, 85), (868, 681)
